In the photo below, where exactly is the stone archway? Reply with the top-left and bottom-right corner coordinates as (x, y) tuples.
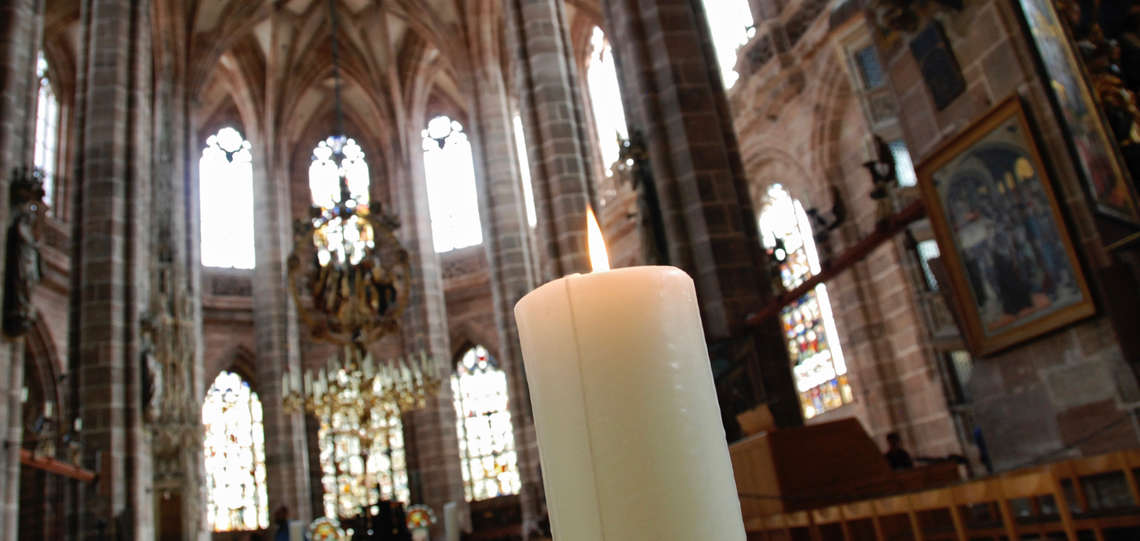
(18, 316), (67, 541)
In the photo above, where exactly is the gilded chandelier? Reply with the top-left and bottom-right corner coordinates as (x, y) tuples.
(280, 0), (443, 520)
(282, 137), (444, 417)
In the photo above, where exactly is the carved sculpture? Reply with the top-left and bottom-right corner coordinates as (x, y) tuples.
(805, 185), (847, 267)
(288, 200), (411, 347)
(3, 167), (44, 337)
(863, 135), (899, 224)
(615, 130), (670, 266)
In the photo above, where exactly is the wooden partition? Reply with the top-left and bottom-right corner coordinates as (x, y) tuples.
(743, 450), (1140, 541)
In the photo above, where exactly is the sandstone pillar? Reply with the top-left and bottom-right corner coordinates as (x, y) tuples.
(393, 141), (466, 530)
(0, 0), (40, 537)
(252, 8), (312, 524)
(462, 11), (557, 534)
(601, 0), (802, 427)
(506, 0), (597, 280)
(73, 0), (156, 537)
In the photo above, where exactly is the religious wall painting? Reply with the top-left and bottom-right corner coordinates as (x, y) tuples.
(1018, 0), (1140, 224)
(917, 98), (1095, 356)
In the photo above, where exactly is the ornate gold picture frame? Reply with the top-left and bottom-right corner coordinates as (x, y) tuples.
(917, 97), (1095, 356)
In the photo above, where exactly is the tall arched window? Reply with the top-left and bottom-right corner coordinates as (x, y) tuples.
(759, 185), (852, 420)
(423, 116), (483, 252)
(309, 136), (371, 265)
(700, 0), (755, 88)
(452, 346), (520, 501)
(512, 113), (538, 228)
(33, 53), (59, 212)
(199, 127), (255, 269)
(203, 371), (269, 532)
(585, 27), (628, 177)
(318, 408), (409, 518)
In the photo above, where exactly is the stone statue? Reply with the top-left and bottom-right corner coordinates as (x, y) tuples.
(3, 167), (44, 337)
(140, 313), (163, 424)
(863, 135), (898, 225)
(616, 130), (670, 266)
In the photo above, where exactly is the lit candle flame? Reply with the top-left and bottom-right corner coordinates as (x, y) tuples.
(587, 206), (610, 272)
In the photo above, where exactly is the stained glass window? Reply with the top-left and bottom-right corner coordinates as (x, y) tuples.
(452, 346), (520, 501)
(319, 406), (409, 518)
(424, 116), (483, 252)
(34, 53), (58, 213)
(309, 136), (372, 266)
(203, 371), (269, 532)
(759, 185), (853, 420)
(700, 0), (755, 88)
(586, 27), (629, 177)
(200, 127), (255, 269)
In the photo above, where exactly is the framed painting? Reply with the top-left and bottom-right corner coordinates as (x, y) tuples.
(1017, 0), (1140, 224)
(916, 97), (1095, 356)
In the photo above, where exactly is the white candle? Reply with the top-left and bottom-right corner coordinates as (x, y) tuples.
(443, 502), (460, 541)
(513, 209), (746, 541)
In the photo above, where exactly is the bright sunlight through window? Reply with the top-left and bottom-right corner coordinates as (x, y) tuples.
(512, 114), (538, 228)
(700, 0), (755, 88)
(424, 116), (483, 252)
(586, 27), (629, 176)
(199, 127), (255, 269)
(33, 53), (58, 212)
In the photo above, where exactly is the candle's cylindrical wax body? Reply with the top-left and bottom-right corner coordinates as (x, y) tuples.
(515, 266), (746, 541)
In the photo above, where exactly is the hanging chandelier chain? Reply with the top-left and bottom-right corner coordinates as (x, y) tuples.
(327, 0), (346, 140)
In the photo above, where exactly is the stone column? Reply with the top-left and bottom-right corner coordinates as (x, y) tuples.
(73, 0), (156, 538)
(463, 14), (562, 533)
(506, 0), (596, 281)
(0, 0), (41, 537)
(251, 9), (312, 524)
(393, 136), (466, 533)
(601, 0), (802, 427)
(150, 27), (209, 538)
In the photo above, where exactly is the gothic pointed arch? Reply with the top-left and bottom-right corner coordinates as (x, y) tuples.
(756, 183), (853, 420)
(202, 369), (270, 532)
(451, 344), (520, 502)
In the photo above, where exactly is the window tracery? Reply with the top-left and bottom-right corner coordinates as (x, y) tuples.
(319, 408), (409, 518)
(34, 53), (59, 213)
(309, 136), (372, 266)
(452, 346), (520, 501)
(200, 127), (255, 269)
(586, 27), (629, 177)
(423, 116), (483, 252)
(203, 371), (269, 532)
(759, 185), (853, 419)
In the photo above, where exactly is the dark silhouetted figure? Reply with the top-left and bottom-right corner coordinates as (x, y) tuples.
(885, 432), (914, 470)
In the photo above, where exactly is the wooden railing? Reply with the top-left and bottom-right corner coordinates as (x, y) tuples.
(745, 201), (926, 327)
(745, 450), (1140, 540)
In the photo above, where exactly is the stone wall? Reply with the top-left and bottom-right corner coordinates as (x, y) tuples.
(876, 0), (1140, 470)
(727, 6), (962, 459)
(726, 0), (1140, 469)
